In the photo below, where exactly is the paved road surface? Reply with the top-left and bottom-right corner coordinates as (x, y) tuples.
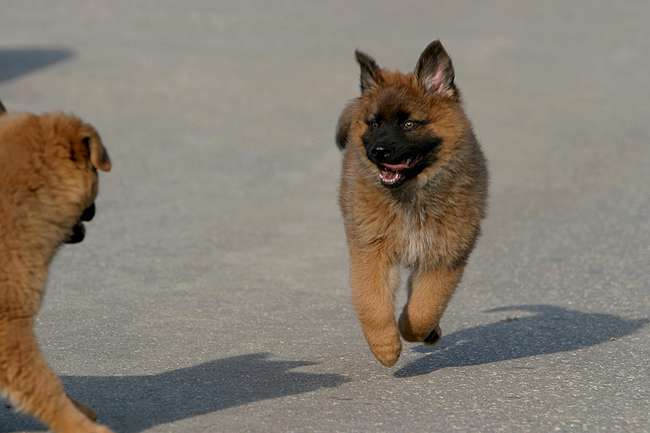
(1, 2), (648, 432)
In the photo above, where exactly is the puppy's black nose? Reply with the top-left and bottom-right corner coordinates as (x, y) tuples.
(370, 145), (392, 162)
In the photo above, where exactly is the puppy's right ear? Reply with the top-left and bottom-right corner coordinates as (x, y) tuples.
(0, 99), (7, 115)
(355, 50), (383, 94)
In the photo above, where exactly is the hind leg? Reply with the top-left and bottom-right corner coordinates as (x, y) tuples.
(0, 316), (114, 433)
(348, 246), (402, 367)
(398, 263), (465, 344)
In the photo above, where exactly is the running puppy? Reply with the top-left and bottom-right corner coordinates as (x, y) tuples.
(0, 101), (113, 432)
(336, 41), (488, 367)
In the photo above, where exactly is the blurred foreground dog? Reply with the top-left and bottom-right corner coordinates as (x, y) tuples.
(336, 41), (488, 367)
(0, 100), (113, 432)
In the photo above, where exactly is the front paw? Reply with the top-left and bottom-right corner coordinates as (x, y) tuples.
(369, 339), (402, 367)
(398, 311), (441, 345)
(423, 324), (442, 346)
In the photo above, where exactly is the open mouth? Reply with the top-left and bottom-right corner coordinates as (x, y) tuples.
(64, 203), (96, 244)
(65, 222), (86, 244)
(379, 155), (421, 186)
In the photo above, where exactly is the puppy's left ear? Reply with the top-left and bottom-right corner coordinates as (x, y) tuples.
(415, 40), (457, 99)
(83, 136), (111, 172)
(0, 99), (7, 115)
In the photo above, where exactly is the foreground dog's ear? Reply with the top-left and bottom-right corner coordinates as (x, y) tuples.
(355, 50), (383, 94)
(82, 136), (111, 172)
(336, 100), (360, 150)
(0, 99), (7, 115)
(415, 40), (457, 99)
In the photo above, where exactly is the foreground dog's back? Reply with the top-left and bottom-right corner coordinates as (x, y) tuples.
(336, 41), (488, 367)
(0, 101), (113, 433)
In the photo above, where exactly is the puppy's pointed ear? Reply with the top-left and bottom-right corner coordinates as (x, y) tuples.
(83, 136), (111, 172)
(355, 50), (383, 94)
(415, 40), (457, 99)
(0, 99), (7, 115)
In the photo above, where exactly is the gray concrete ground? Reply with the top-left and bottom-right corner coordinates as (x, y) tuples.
(1, 1), (649, 432)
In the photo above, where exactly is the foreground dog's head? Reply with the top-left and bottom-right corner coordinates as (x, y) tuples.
(0, 104), (111, 246)
(337, 40), (470, 188)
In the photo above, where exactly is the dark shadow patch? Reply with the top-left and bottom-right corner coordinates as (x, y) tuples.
(395, 304), (648, 378)
(0, 353), (349, 433)
(0, 48), (74, 83)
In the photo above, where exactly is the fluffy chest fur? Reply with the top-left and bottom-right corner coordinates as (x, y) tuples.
(340, 141), (484, 270)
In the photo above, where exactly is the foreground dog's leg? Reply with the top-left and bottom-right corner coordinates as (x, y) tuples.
(398, 263), (466, 344)
(69, 394), (98, 422)
(0, 317), (114, 433)
(349, 247), (402, 367)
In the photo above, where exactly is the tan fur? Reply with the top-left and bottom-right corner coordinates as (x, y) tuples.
(0, 102), (113, 433)
(337, 41), (488, 367)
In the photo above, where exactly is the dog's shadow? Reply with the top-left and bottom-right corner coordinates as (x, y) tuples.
(0, 353), (349, 433)
(0, 48), (74, 83)
(395, 304), (648, 378)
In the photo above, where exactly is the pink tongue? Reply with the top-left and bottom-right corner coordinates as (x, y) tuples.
(382, 162), (409, 171)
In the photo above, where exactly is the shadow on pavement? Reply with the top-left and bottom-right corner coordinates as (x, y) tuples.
(0, 48), (74, 83)
(0, 353), (349, 433)
(395, 304), (649, 378)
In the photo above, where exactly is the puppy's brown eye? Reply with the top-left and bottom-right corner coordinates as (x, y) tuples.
(403, 121), (415, 129)
(371, 121), (379, 129)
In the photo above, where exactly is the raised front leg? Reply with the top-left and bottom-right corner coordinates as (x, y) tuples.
(0, 316), (114, 433)
(398, 263), (466, 344)
(348, 246), (402, 367)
